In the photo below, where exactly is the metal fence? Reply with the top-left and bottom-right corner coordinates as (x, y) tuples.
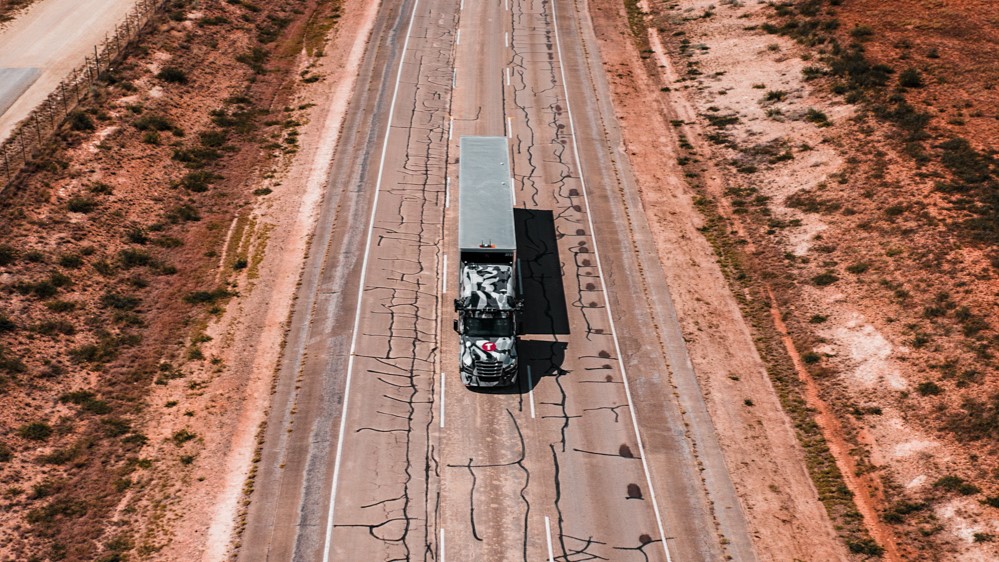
(0, 0), (169, 193)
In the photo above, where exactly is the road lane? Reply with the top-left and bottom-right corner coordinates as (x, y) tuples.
(240, 0), (756, 560)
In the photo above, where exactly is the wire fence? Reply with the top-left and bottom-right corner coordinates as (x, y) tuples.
(0, 0), (169, 194)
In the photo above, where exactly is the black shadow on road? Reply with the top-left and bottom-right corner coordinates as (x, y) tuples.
(514, 208), (570, 336)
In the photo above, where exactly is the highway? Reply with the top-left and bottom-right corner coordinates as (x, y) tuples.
(240, 0), (755, 560)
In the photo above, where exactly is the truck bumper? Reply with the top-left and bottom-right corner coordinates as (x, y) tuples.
(460, 363), (517, 387)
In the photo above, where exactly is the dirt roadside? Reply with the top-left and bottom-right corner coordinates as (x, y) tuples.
(0, 0), (372, 559)
(585, 0), (847, 559)
(154, 0), (380, 558)
(592, 0), (999, 560)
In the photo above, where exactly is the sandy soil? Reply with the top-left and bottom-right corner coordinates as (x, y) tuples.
(586, 0), (848, 559)
(613, 0), (999, 559)
(141, 0), (380, 558)
(0, 0), (355, 559)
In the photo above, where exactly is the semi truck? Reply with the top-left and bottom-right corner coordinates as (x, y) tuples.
(453, 136), (521, 387)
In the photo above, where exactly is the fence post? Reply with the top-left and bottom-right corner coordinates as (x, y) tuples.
(3, 148), (9, 182)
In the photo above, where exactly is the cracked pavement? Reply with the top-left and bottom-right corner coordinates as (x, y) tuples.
(239, 0), (756, 560)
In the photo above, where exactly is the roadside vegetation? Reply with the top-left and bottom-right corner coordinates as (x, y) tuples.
(634, 0), (998, 558)
(0, 0), (341, 558)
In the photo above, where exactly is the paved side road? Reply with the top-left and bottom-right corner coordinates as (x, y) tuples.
(0, 0), (138, 141)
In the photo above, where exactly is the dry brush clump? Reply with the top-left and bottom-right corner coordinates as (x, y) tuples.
(0, 0), (331, 558)
(643, 0), (998, 557)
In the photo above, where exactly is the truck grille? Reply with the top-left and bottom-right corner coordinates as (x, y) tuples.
(475, 360), (503, 378)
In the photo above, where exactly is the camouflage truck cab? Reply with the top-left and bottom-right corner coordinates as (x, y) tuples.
(453, 137), (521, 387)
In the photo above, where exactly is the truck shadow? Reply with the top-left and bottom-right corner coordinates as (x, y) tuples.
(473, 339), (568, 395)
(514, 208), (570, 336)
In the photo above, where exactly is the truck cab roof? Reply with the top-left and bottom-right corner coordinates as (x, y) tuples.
(459, 263), (516, 310)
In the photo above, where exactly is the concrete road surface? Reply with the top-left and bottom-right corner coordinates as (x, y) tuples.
(240, 0), (756, 560)
(0, 0), (138, 141)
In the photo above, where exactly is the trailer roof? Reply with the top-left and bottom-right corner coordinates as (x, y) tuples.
(458, 136), (515, 252)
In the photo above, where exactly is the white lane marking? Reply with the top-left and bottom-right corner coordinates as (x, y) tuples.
(549, 1), (673, 560)
(460, 0), (464, 11)
(544, 516), (555, 562)
(440, 372), (446, 428)
(506, 67), (511, 86)
(527, 365), (536, 418)
(507, 117), (512, 138)
(449, 117), (453, 140)
(442, 254), (448, 294)
(456, 29), (461, 45)
(445, 176), (451, 208)
(321, 0), (422, 559)
(505, 0), (509, 11)
(505, 31), (509, 48)
(452, 68), (457, 88)
(440, 528), (446, 561)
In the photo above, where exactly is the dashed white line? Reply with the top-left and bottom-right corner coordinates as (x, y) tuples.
(320, 0), (422, 560)
(456, 29), (461, 45)
(504, 31), (509, 48)
(445, 176), (451, 208)
(506, 67), (511, 86)
(544, 516), (555, 562)
(449, 117), (453, 140)
(439, 371), (446, 428)
(550, 1), (673, 560)
(452, 68), (457, 88)
(507, 116), (512, 138)
(440, 528), (446, 561)
(527, 365), (536, 418)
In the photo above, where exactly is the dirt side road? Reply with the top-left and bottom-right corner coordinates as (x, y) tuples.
(0, 0), (139, 141)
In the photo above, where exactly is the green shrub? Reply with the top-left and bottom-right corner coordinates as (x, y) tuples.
(812, 272), (839, 286)
(0, 245), (17, 266)
(118, 248), (153, 268)
(58, 254), (83, 268)
(67, 197), (97, 213)
(68, 110), (95, 131)
(100, 291), (141, 311)
(157, 67), (189, 84)
(846, 262), (869, 274)
(166, 205), (201, 223)
(934, 475), (980, 495)
(805, 108), (830, 126)
(19, 422), (53, 441)
(184, 288), (233, 304)
(764, 90), (787, 102)
(0, 314), (16, 333)
(133, 114), (175, 132)
(849, 25), (874, 39)
(180, 171), (222, 192)
(898, 68), (924, 88)
(172, 429), (196, 446)
(916, 381), (942, 396)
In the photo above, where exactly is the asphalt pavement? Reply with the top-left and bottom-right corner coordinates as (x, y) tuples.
(239, 0), (756, 560)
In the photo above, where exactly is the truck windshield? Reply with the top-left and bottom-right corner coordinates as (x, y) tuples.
(465, 315), (514, 337)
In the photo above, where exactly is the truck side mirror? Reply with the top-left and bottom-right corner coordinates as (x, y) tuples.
(453, 319), (461, 334)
